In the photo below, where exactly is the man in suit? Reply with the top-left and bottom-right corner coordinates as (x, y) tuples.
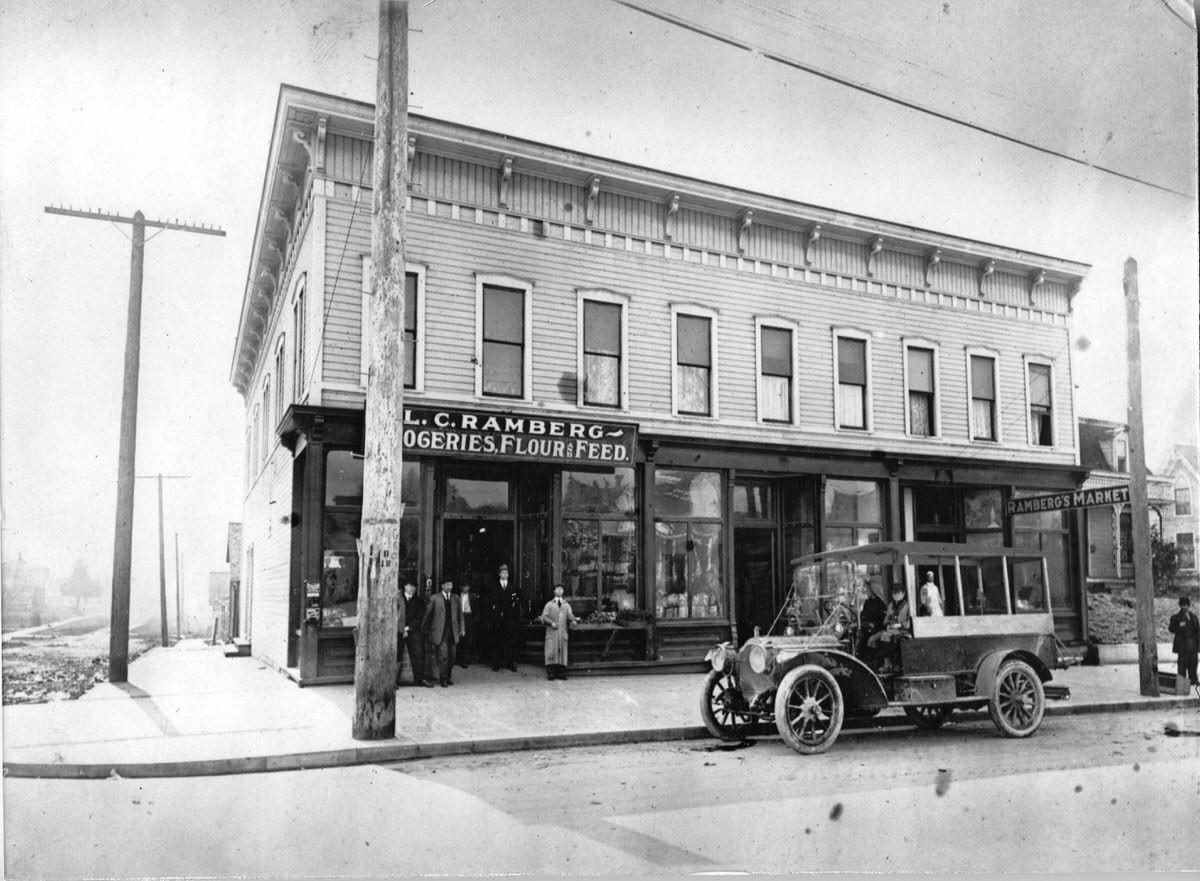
(1169, 595), (1200, 687)
(491, 563), (524, 672)
(422, 580), (462, 687)
(397, 580), (432, 688)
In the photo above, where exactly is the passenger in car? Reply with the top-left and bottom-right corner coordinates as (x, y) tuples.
(919, 570), (944, 617)
(857, 581), (887, 660)
(868, 585), (911, 673)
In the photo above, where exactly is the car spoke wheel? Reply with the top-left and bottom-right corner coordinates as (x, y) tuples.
(903, 704), (953, 730)
(988, 659), (1045, 738)
(700, 669), (752, 741)
(773, 664), (844, 755)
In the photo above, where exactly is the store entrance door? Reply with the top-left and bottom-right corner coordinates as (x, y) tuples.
(441, 519), (515, 601)
(734, 527), (776, 643)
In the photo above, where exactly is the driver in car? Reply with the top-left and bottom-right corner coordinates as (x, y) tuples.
(867, 585), (911, 673)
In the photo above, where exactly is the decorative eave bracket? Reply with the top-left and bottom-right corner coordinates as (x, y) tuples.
(407, 134), (417, 166)
(585, 175), (600, 225)
(499, 156), (513, 208)
(273, 207), (293, 244)
(867, 236), (884, 277)
(291, 115), (327, 174)
(737, 209), (754, 253)
(664, 193), (680, 240)
(925, 248), (942, 288)
(1029, 268), (1047, 301)
(979, 259), (995, 297)
(804, 224), (822, 265)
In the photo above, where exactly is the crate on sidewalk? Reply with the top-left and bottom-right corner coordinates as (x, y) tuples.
(1156, 669), (1192, 694)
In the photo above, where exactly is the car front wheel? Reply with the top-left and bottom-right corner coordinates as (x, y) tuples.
(773, 664), (844, 755)
(988, 658), (1045, 738)
(700, 669), (752, 741)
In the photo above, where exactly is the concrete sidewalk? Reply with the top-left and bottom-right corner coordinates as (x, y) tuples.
(3, 640), (1196, 778)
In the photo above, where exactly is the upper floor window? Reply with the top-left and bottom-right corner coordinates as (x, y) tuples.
(1027, 361), (1053, 446)
(361, 260), (425, 391)
(274, 336), (286, 419)
(1177, 486), (1192, 516)
(673, 307), (717, 417)
(969, 352), (998, 441)
(757, 320), (795, 424)
(1114, 437), (1128, 472)
(834, 332), (869, 430)
(905, 344), (937, 437)
(251, 405), (261, 475)
(292, 278), (306, 401)
(260, 380), (271, 462)
(580, 293), (625, 408)
(476, 276), (531, 400)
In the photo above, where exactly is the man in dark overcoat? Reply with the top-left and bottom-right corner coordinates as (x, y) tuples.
(1168, 595), (1200, 687)
(422, 580), (462, 687)
(490, 563), (524, 672)
(397, 580), (432, 688)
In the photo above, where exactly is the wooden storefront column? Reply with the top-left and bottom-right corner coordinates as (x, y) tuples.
(641, 458), (657, 661)
(887, 475), (902, 541)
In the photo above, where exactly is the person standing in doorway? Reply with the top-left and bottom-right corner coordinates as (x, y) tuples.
(491, 563), (523, 672)
(1168, 595), (1199, 688)
(919, 571), (944, 617)
(456, 582), (478, 668)
(540, 583), (577, 680)
(397, 580), (432, 688)
(422, 580), (461, 687)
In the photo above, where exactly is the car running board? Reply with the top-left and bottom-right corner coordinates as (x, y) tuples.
(1043, 684), (1070, 701)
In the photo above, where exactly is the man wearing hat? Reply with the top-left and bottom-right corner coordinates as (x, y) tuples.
(421, 580), (462, 687)
(1168, 595), (1199, 688)
(491, 563), (524, 672)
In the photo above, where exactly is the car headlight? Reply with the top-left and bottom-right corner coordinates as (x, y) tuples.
(748, 644), (771, 674)
(709, 644), (727, 672)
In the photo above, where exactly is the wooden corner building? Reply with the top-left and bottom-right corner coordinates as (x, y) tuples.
(230, 85), (1092, 684)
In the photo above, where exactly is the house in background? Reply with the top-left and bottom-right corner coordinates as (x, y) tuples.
(1, 556), (48, 630)
(1159, 444), (1200, 581)
(1078, 418), (1172, 592)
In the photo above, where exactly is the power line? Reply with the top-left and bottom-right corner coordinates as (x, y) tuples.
(614, 0), (1192, 200)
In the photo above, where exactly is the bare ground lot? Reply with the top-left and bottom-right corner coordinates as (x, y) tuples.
(2, 617), (159, 705)
(1086, 591), (1178, 645)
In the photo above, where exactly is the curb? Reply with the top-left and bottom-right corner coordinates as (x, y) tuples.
(5, 694), (1195, 780)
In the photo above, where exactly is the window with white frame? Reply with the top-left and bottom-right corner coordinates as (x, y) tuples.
(292, 277), (306, 401)
(905, 343), (937, 437)
(1176, 486), (1192, 516)
(579, 292), (625, 408)
(361, 259), (426, 391)
(1114, 437), (1128, 472)
(274, 336), (286, 419)
(757, 320), (795, 424)
(251, 405), (261, 475)
(834, 332), (870, 430)
(261, 380), (271, 462)
(968, 352), (998, 441)
(476, 276), (531, 399)
(1027, 360), (1053, 446)
(673, 308), (717, 416)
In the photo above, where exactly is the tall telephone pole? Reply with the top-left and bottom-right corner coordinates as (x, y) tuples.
(175, 532), (182, 639)
(136, 474), (189, 647)
(45, 206), (223, 681)
(1125, 257), (1159, 696)
(353, 0), (408, 740)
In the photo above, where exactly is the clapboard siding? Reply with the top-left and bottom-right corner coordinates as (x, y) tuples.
(384, 210), (1075, 464)
(323, 196), (372, 390)
(243, 445), (294, 672)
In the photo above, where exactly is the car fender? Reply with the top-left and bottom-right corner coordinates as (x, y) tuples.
(777, 649), (888, 712)
(973, 649), (1052, 698)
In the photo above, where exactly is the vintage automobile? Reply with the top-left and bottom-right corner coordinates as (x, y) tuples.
(701, 541), (1075, 754)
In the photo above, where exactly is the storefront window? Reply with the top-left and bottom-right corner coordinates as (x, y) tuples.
(783, 478), (816, 564)
(322, 450), (363, 627)
(1011, 489), (1074, 612)
(561, 468), (637, 615)
(733, 480), (773, 519)
(445, 477), (511, 514)
(823, 479), (882, 550)
(655, 469), (724, 618)
(910, 486), (1004, 545)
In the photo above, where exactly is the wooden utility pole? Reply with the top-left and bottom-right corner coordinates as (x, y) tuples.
(135, 474), (189, 647)
(174, 532), (182, 639)
(1125, 257), (1159, 696)
(353, 0), (408, 740)
(45, 206), (223, 681)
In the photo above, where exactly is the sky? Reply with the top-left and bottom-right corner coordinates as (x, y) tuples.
(1, 0), (1196, 625)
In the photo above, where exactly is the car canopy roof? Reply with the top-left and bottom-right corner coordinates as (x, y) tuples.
(789, 541), (1046, 568)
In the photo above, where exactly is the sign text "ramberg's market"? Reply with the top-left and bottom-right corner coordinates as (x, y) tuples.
(1005, 485), (1130, 516)
(402, 407), (637, 465)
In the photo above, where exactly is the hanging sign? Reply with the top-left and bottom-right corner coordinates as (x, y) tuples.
(1006, 485), (1130, 516)
(402, 406), (637, 465)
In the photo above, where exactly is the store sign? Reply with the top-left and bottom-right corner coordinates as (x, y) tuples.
(402, 406), (637, 465)
(1005, 485), (1130, 516)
